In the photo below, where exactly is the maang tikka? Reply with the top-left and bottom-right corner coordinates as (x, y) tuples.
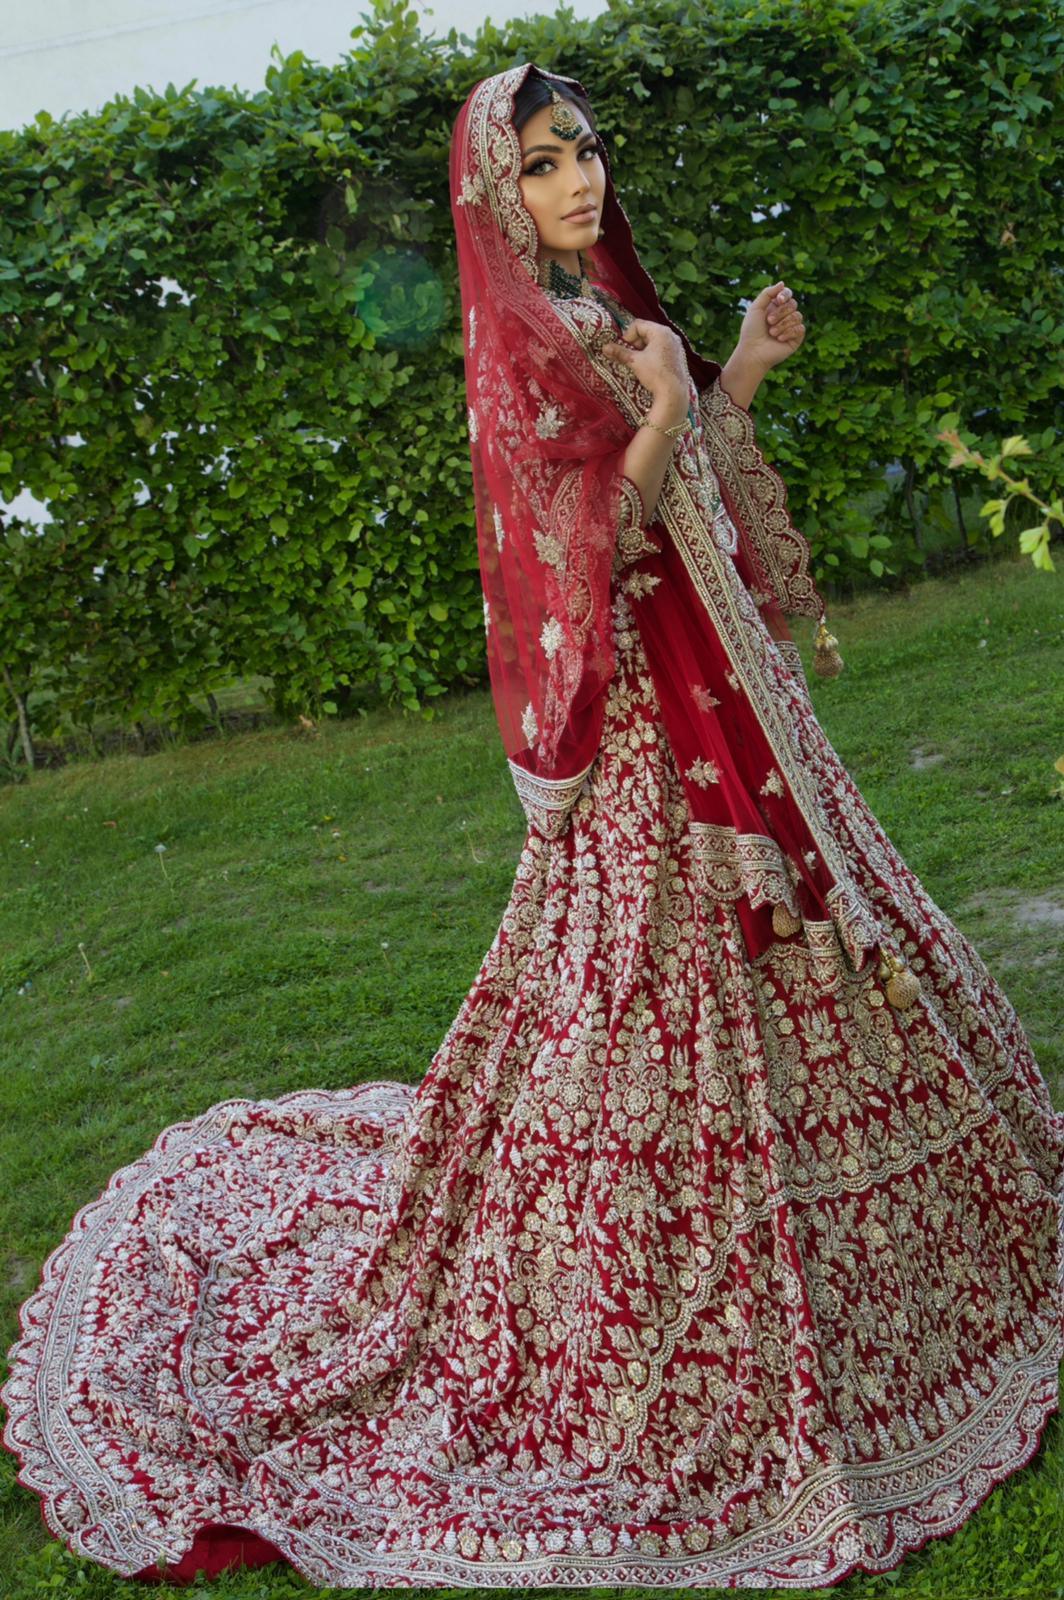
(548, 87), (582, 140)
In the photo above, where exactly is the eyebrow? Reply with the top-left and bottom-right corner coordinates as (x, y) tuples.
(521, 131), (597, 157)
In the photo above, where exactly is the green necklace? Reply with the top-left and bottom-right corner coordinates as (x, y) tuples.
(544, 251), (701, 468)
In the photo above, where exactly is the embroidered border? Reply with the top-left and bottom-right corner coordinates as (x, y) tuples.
(775, 637), (803, 678)
(688, 822), (800, 917)
(697, 377), (824, 621)
(657, 486), (881, 972)
(507, 755), (596, 839)
(613, 475), (660, 571)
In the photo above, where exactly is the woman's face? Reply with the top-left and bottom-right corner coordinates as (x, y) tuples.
(516, 98), (605, 259)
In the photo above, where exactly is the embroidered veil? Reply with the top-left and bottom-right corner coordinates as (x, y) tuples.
(449, 62), (837, 826)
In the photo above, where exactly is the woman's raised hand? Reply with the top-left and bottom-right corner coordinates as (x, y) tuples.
(735, 280), (806, 372)
(601, 319), (689, 404)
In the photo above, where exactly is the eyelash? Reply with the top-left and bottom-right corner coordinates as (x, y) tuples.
(522, 139), (602, 177)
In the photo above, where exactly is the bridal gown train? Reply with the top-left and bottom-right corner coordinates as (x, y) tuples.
(3, 553), (1063, 1589)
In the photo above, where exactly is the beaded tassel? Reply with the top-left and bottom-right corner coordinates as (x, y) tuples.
(878, 950), (922, 1010)
(812, 616), (844, 678)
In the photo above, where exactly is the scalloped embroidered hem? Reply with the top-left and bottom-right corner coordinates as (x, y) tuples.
(2, 1080), (1060, 1589)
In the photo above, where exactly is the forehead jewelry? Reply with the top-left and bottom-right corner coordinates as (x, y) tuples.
(548, 87), (583, 140)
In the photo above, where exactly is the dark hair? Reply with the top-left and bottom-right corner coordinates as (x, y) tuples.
(512, 68), (598, 138)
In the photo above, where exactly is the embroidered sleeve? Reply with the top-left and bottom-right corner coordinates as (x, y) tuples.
(696, 375), (823, 620)
(612, 474), (662, 573)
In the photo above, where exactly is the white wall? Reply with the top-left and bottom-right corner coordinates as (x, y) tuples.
(1, 0), (608, 132)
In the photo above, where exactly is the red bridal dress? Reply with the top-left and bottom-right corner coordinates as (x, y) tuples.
(3, 348), (1062, 1592)
(4, 54), (1063, 1589)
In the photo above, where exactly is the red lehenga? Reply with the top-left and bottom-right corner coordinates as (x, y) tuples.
(3, 62), (1062, 1593)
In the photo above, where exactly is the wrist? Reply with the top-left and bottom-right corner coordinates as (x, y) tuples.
(720, 347), (768, 411)
(647, 385), (689, 426)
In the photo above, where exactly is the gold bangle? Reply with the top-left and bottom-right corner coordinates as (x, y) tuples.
(639, 414), (690, 441)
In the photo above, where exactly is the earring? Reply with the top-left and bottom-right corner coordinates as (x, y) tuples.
(548, 88), (582, 141)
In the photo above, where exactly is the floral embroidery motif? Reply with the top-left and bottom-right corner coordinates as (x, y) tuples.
(534, 400), (566, 439)
(725, 669), (740, 691)
(468, 304), (477, 349)
(539, 615), (564, 659)
(685, 757), (721, 787)
(520, 699), (537, 744)
(690, 682), (722, 713)
(455, 170), (486, 207)
(493, 504), (505, 552)
(621, 569), (661, 602)
(761, 767), (786, 798)
(612, 475), (660, 572)
(468, 405), (478, 442)
(803, 847), (818, 870)
(532, 527), (564, 573)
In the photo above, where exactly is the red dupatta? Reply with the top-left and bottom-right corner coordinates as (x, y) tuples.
(449, 63), (839, 824)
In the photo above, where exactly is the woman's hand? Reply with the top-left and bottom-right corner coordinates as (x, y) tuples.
(734, 280), (806, 374)
(600, 319), (689, 405)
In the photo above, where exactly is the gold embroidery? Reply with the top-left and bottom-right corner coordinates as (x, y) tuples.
(533, 399), (566, 439)
(688, 821), (801, 916)
(613, 474), (660, 572)
(760, 767), (785, 798)
(621, 568), (662, 602)
(507, 753), (596, 838)
(532, 527), (564, 574)
(690, 682), (721, 712)
(685, 757), (721, 787)
(539, 615), (564, 660)
(455, 170), (486, 206)
(776, 638), (803, 678)
(697, 375), (825, 621)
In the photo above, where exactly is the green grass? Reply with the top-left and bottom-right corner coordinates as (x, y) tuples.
(0, 555), (1061, 1599)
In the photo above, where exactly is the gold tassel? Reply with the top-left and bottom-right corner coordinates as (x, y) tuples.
(812, 616), (844, 679)
(877, 950), (922, 1010)
(772, 900), (802, 936)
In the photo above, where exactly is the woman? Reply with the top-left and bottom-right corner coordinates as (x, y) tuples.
(2, 61), (1061, 1591)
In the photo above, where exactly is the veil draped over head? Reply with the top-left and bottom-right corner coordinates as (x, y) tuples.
(449, 62), (833, 812)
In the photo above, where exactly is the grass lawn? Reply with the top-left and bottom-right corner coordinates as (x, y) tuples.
(0, 554), (1061, 1600)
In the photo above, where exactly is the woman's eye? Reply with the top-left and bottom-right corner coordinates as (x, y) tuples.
(523, 140), (601, 176)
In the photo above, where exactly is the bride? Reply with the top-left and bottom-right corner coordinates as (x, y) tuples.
(3, 60), (1062, 1591)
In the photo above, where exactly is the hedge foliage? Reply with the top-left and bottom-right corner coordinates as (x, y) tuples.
(1, 0), (1061, 753)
